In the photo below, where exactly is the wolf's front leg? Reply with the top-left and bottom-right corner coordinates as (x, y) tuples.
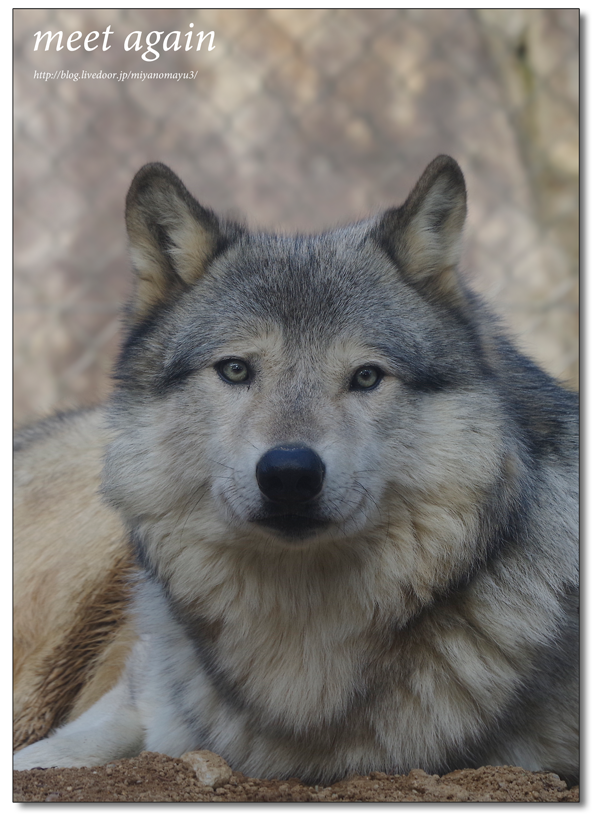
(13, 673), (144, 770)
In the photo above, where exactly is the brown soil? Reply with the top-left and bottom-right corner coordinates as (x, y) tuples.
(14, 752), (579, 803)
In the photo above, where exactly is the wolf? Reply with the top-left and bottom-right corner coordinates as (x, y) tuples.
(13, 156), (579, 784)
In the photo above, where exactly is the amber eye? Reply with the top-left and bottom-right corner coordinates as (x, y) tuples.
(350, 365), (383, 391)
(216, 359), (250, 384)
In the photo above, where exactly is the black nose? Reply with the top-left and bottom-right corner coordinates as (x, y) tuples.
(256, 444), (325, 504)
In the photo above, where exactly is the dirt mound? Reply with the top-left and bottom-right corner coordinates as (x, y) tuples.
(14, 751), (578, 803)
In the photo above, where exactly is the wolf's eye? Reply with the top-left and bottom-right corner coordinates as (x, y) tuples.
(350, 365), (383, 391)
(216, 359), (250, 384)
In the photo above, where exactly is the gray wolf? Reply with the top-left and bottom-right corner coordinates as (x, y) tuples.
(13, 156), (579, 784)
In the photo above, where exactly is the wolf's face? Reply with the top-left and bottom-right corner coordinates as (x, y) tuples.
(158, 246), (430, 545)
(104, 158), (508, 564)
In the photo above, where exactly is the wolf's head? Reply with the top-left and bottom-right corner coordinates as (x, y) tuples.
(124, 154), (467, 317)
(104, 158), (512, 583)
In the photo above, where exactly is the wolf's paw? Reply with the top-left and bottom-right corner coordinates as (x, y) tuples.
(13, 739), (99, 770)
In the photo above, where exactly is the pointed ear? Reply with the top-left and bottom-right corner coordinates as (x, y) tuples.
(378, 155), (467, 300)
(125, 163), (224, 320)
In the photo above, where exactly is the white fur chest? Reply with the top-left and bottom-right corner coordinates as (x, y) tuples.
(134, 534), (392, 739)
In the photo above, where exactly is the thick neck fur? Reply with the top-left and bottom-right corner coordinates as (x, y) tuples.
(130, 463), (570, 738)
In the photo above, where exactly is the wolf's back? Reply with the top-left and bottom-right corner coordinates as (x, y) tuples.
(14, 409), (136, 750)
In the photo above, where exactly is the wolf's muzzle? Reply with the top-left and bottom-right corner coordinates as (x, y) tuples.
(256, 444), (325, 505)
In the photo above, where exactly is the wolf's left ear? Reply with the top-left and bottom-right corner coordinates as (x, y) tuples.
(378, 155), (467, 300)
(125, 163), (225, 320)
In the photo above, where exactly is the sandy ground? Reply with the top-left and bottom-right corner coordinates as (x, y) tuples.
(14, 752), (579, 803)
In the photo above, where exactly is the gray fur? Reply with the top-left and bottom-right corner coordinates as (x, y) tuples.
(14, 157), (578, 784)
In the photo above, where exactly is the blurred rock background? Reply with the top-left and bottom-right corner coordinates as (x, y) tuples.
(14, 8), (578, 425)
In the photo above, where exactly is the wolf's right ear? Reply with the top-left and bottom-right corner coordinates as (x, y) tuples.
(125, 163), (224, 320)
(378, 155), (467, 303)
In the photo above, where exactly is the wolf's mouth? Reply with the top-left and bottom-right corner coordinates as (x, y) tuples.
(252, 513), (329, 540)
